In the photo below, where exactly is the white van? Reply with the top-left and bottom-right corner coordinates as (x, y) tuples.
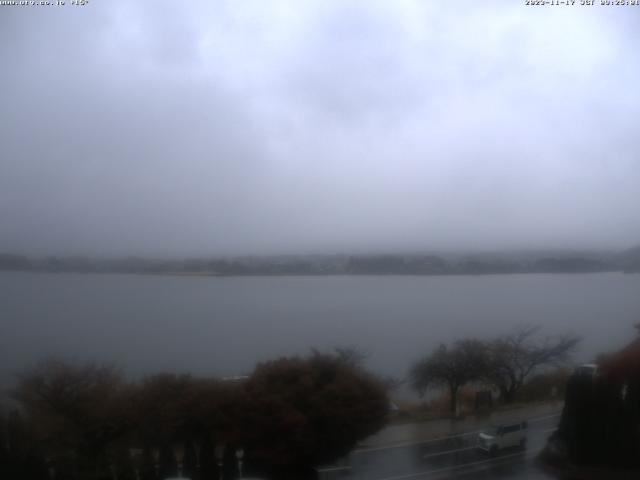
(477, 421), (528, 454)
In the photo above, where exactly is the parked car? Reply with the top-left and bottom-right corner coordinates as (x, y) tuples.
(477, 421), (528, 454)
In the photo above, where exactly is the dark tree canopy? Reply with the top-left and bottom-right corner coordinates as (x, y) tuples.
(549, 333), (640, 469)
(129, 373), (239, 480)
(9, 354), (389, 479)
(236, 353), (389, 469)
(131, 373), (230, 445)
(12, 359), (130, 449)
(11, 358), (131, 477)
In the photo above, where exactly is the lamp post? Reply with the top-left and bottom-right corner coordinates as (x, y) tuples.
(68, 449), (78, 479)
(235, 448), (244, 479)
(152, 448), (160, 479)
(173, 443), (185, 478)
(2, 427), (9, 453)
(46, 456), (56, 480)
(193, 440), (202, 473)
(214, 444), (225, 480)
(129, 448), (143, 480)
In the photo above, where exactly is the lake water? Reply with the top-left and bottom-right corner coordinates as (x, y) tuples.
(1, 272), (639, 397)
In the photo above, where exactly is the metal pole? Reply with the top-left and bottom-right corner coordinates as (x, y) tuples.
(215, 445), (225, 480)
(235, 448), (244, 479)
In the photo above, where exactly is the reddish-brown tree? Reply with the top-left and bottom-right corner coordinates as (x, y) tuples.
(236, 353), (389, 472)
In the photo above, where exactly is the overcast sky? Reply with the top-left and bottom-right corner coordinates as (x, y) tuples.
(1, 0), (639, 256)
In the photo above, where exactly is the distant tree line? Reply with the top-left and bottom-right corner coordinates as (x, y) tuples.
(410, 325), (581, 414)
(0, 351), (389, 480)
(2, 248), (638, 276)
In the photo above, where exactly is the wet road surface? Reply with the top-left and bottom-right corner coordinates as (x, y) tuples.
(318, 413), (560, 480)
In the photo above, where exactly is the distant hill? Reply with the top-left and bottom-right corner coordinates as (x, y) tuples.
(616, 245), (640, 272)
(2, 247), (639, 276)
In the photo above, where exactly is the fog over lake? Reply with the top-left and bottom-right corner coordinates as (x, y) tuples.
(2, 271), (638, 397)
(4, 3), (640, 400)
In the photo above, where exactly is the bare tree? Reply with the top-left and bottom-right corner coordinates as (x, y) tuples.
(333, 346), (369, 368)
(11, 358), (131, 477)
(487, 325), (580, 403)
(410, 339), (490, 415)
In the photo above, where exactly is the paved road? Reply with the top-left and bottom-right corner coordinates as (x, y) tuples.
(318, 412), (560, 480)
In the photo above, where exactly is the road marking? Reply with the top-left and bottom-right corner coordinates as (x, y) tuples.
(316, 465), (351, 473)
(422, 445), (477, 459)
(375, 448), (543, 480)
(357, 431), (479, 453)
(435, 449), (545, 479)
(528, 412), (561, 423)
(355, 411), (561, 453)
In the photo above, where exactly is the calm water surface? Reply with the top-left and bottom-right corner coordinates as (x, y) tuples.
(1, 272), (639, 395)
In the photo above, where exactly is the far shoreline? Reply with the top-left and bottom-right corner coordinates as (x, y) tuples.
(0, 268), (636, 278)
(2, 248), (638, 277)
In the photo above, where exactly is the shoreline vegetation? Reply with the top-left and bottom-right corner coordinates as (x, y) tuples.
(1, 246), (640, 277)
(2, 353), (389, 480)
